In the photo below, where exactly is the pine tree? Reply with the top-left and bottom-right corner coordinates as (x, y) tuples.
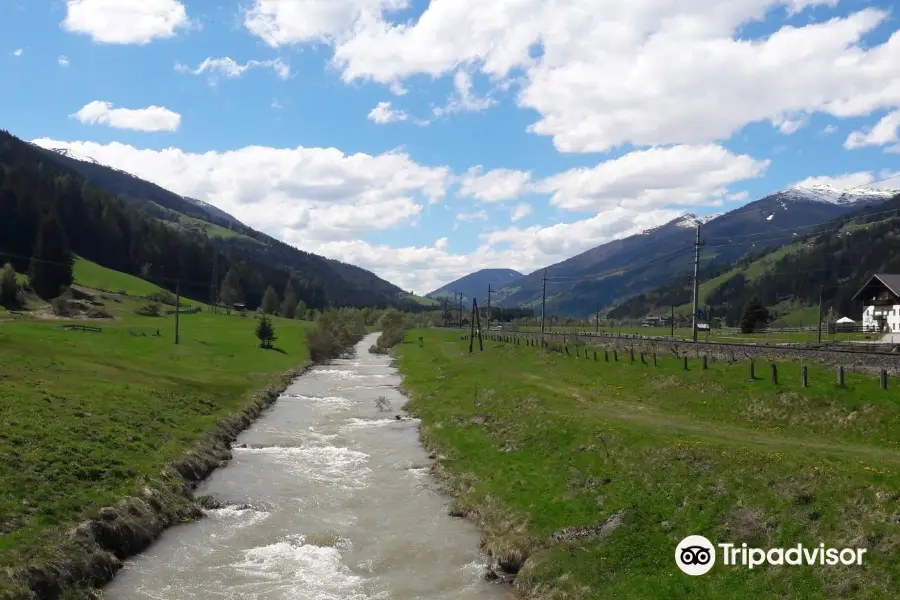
(740, 298), (769, 334)
(255, 315), (277, 348)
(28, 214), (74, 300)
(220, 268), (243, 309)
(261, 285), (280, 315)
(1, 263), (20, 308)
(280, 281), (298, 318)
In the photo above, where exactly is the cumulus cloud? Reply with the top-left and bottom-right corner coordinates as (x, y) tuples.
(535, 144), (769, 212)
(367, 101), (408, 124)
(244, 0), (408, 46)
(458, 167), (531, 202)
(30, 138), (450, 245)
(70, 101), (181, 132)
(58, 56), (70, 67)
(175, 56), (290, 82)
(434, 237), (449, 249)
(844, 111), (900, 150)
(433, 71), (496, 117)
(511, 203), (532, 222)
(315, 0), (900, 152)
(12, 49), (23, 57)
(62, 0), (190, 44)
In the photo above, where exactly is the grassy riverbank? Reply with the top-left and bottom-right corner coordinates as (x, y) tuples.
(0, 265), (313, 592)
(397, 330), (900, 600)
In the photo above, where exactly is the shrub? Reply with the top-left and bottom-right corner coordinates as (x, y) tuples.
(368, 344), (390, 355)
(305, 308), (366, 363)
(51, 295), (75, 317)
(86, 306), (113, 319)
(374, 309), (409, 350)
(147, 290), (178, 306)
(0, 263), (23, 309)
(134, 302), (162, 317)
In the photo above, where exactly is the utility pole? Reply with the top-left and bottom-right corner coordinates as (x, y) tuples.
(817, 285), (824, 344)
(487, 283), (492, 330)
(691, 223), (704, 343)
(469, 298), (477, 353)
(175, 279), (181, 345)
(539, 269), (548, 344)
(671, 305), (675, 337)
(595, 303), (600, 334)
(458, 292), (463, 329)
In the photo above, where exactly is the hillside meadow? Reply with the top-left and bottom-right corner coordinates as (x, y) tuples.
(397, 329), (900, 600)
(0, 261), (313, 586)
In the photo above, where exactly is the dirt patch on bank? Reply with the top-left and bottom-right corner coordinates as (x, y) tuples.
(3, 366), (308, 600)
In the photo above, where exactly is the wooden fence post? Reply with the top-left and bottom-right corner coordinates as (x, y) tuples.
(702, 355), (708, 370)
(604, 349), (609, 362)
(613, 349), (618, 361)
(593, 350), (597, 361)
(683, 356), (689, 371)
(749, 361), (756, 380)
(771, 363), (778, 385)
(630, 348), (635, 362)
(880, 369), (888, 390)
(653, 352), (658, 367)
(801, 365), (808, 388)
(837, 366), (845, 387)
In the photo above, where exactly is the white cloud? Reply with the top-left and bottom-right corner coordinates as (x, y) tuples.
(324, 0), (900, 152)
(823, 124), (838, 134)
(367, 101), (408, 124)
(511, 203), (532, 222)
(12, 49), (23, 57)
(535, 144), (769, 212)
(70, 101), (181, 132)
(458, 167), (531, 202)
(727, 191), (749, 202)
(771, 115), (806, 134)
(434, 237), (449, 249)
(794, 171), (900, 190)
(433, 70), (496, 117)
(58, 56), (70, 67)
(244, 0), (408, 46)
(175, 56), (290, 81)
(844, 111), (900, 150)
(31, 138), (450, 244)
(456, 209), (489, 222)
(62, 0), (189, 44)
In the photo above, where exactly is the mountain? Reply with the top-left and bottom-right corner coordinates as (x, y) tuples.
(608, 192), (900, 325)
(428, 268), (524, 305)
(495, 186), (897, 316)
(22, 136), (417, 309)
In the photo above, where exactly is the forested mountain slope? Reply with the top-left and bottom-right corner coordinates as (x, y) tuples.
(1, 130), (404, 309)
(26, 135), (409, 307)
(608, 193), (900, 325)
(495, 187), (895, 317)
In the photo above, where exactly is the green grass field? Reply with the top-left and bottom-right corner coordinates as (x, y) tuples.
(0, 262), (312, 581)
(397, 330), (900, 599)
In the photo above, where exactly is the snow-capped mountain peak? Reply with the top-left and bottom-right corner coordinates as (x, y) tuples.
(49, 147), (100, 165)
(784, 183), (900, 206)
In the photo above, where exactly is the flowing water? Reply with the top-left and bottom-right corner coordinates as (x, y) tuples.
(104, 333), (513, 600)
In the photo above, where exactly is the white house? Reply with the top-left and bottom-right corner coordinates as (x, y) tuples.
(853, 274), (900, 333)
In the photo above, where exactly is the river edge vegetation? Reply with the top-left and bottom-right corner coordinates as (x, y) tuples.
(396, 329), (900, 600)
(0, 259), (390, 599)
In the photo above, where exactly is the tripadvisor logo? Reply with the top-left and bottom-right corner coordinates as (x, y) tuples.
(675, 535), (868, 576)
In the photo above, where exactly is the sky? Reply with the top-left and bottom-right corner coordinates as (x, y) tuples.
(2, 0), (900, 295)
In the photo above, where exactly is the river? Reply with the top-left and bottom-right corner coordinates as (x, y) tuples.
(103, 333), (513, 600)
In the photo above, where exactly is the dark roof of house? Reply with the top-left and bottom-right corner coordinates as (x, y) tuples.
(852, 274), (900, 302)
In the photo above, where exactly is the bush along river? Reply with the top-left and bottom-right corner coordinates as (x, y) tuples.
(102, 333), (513, 600)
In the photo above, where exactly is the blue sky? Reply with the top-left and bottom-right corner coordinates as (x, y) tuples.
(1, 0), (899, 294)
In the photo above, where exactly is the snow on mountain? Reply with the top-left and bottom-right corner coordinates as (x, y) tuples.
(49, 147), (100, 165)
(784, 184), (900, 206)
